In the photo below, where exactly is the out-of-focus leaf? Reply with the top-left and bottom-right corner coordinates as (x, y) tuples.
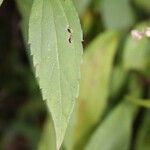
(75, 31), (120, 147)
(127, 96), (150, 108)
(110, 65), (127, 98)
(38, 119), (56, 150)
(85, 101), (137, 150)
(73, 0), (91, 16)
(16, 0), (33, 43)
(135, 110), (150, 150)
(101, 0), (135, 30)
(29, 0), (83, 149)
(82, 11), (94, 35)
(63, 108), (76, 150)
(16, 0), (34, 68)
(123, 22), (150, 76)
(0, 0), (3, 6)
(17, 98), (46, 122)
(134, 0), (150, 14)
(127, 73), (143, 99)
(90, 0), (102, 12)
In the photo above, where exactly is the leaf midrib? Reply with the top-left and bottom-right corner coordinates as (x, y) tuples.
(50, 0), (62, 124)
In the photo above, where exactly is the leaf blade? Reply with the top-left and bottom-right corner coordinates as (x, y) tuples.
(101, 0), (135, 30)
(75, 31), (120, 147)
(85, 101), (137, 150)
(135, 110), (150, 150)
(38, 119), (56, 150)
(16, 0), (33, 43)
(123, 21), (150, 76)
(29, 0), (83, 149)
(0, 0), (3, 6)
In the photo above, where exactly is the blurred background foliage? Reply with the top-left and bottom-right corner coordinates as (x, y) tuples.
(0, 0), (149, 150)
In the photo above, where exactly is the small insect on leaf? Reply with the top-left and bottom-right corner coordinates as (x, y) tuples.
(67, 28), (71, 33)
(67, 26), (73, 43)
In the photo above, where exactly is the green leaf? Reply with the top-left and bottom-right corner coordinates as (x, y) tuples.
(126, 96), (150, 108)
(109, 65), (127, 98)
(16, 0), (33, 43)
(135, 110), (150, 150)
(29, 0), (83, 149)
(101, 0), (135, 30)
(85, 101), (137, 150)
(75, 31), (120, 147)
(0, 0), (3, 6)
(16, 0), (34, 68)
(134, 0), (150, 14)
(63, 108), (77, 150)
(38, 119), (56, 150)
(73, 0), (91, 16)
(123, 22), (150, 76)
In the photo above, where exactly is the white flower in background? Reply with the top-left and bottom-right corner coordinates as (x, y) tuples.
(131, 27), (150, 40)
(145, 27), (150, 37)
(131, 30), (143, 40)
